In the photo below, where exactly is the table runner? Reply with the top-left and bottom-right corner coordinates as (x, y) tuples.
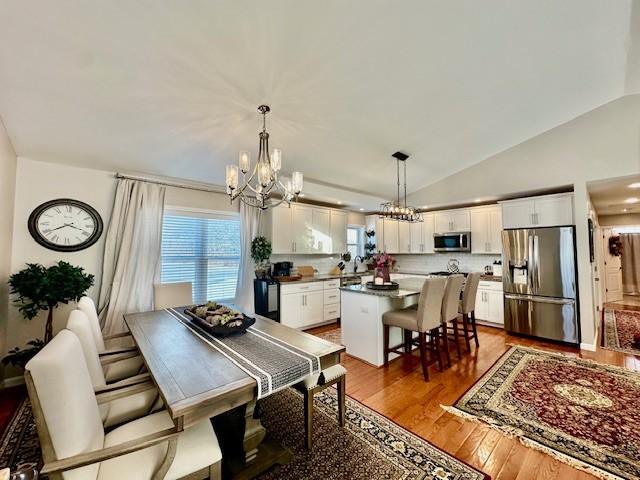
(165, 308), (321, 398)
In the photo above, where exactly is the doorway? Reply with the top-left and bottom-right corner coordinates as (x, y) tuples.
(603, 226), (640, 306)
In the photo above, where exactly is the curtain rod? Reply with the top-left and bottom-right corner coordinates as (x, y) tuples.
(115, 173), (227, 194)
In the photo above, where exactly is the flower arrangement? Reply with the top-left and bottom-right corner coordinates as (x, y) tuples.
(372, 252), (396, 269)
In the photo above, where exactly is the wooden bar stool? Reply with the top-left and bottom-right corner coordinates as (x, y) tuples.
(293, 364), (347, 450)
(382, 277), (448, 380)
(459, 272), (482, 352)
(441, 275), (465, 367)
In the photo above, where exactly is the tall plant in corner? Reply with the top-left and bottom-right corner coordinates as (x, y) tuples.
(251, 236), (272, 278)
(9, 261), (94, 344)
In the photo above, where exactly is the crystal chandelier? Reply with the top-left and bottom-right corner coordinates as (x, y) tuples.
(379, 152), (423, 222)
(225, 105), (303, 209)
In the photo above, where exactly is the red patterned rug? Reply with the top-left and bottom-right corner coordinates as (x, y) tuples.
(444, 346), (640, 480)
(603, 309), (640, 355)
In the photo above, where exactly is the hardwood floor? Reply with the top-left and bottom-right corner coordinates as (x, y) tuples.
(308, 309), (639, 480)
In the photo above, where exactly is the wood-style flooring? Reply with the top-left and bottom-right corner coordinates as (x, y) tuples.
(308, 304), (640, 480)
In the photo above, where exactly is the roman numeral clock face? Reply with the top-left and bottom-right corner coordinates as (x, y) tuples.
(28, 199), (103, 252)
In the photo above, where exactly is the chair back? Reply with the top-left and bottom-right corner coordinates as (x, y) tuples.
(78, 296), (105, 352)
(66, 310), (107, 388)
(25, 330), (104, 480)
(416, 277), (447, 332)
(442, 275), (465, 323)
(460, 272), (481, 314)
(153, 282), (193, 309)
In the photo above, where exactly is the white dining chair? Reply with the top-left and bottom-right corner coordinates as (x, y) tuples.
(441, 275), (465, 367)
(25, 329), (222, 480)
(78, 296), (144, 383)
(153, 283), (193, 310)
(459, 272), (482, 352)
(66, 310), (161, 428)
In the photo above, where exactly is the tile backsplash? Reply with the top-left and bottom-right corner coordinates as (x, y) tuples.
(271, 253), (500, 275)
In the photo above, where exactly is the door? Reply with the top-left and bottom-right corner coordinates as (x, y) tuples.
(434, 212), (452, 233)
(373, 217), (385, 254)
(502, 228), (533, 295)
(292, 204), (313, 253)
(504, 294), (578, 344)
(271, 205), (292, 254)
(534, 195), (573, 227)
(409, 222), (423, 253)
(383, 218), (399, 253)
(398, 221), (411, 253)
(487, 290), (504, 324)
(330, 211), (347, 254)
(280, 293), (304, 328)
(302, 291), (324, 327)
(423, 214), (435, 253)
(451, 210), (470, 232)
(501, 199), (535, 229)
(531, 227), (576, 299)
(603, 228), (623, 302)
(488, 207), (503, 254)
(470, 209), (489, 254)
(475, 289), (489, 320)
(311, 208), (331, 253)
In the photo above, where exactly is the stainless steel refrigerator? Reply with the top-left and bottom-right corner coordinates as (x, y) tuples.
(502, 226), (580, 345)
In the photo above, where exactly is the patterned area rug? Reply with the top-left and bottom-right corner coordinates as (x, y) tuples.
(313, 327), (343, 345)
(444, 346), (640, 480)
(1, 388), (487, 480)
(603, 309), (640, 355)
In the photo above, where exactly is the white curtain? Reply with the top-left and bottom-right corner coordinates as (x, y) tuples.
(234, 202), (262, 314)
(98, 179), (166, 335)
(621, 233), (640, 296)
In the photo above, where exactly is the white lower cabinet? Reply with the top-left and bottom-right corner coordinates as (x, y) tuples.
(280, 280), (341, 329)
(474, 281), (504, 325)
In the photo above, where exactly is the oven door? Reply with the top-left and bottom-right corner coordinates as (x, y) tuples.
(434, 232), (471, 252)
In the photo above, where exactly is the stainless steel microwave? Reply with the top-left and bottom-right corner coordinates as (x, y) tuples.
(433, 232), (471, 252)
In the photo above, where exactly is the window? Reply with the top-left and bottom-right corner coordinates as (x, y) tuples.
(161, 209), (240, 303)
(347, 226), (364, 259)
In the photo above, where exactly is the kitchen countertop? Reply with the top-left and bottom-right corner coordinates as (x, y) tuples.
(278, 272), (367, 284)
(394, 270), (503, 283)
(339, 284), (420, 298)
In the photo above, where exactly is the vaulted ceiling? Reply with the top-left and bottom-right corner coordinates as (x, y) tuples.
(0, 1), (635, 206)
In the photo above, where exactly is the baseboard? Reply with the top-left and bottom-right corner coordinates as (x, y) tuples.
(579, 341), (597, 352)
(0, 375), (25, 389)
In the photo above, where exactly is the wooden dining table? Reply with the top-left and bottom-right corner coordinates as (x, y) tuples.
(124, 307), (345, 479)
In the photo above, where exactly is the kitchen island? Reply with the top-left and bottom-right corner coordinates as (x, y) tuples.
(340, 278), (427, 367)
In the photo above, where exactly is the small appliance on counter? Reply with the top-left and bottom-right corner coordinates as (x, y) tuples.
(272, 261), (293, 277)
(492, 260), (503, 277)
(484, 265), (493, 275)
(254, 278), (279, 322)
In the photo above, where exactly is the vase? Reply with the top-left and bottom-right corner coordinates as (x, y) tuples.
(375, 266), (391, 283)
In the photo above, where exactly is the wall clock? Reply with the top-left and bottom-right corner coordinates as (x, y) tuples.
(28, 198), (104, 252)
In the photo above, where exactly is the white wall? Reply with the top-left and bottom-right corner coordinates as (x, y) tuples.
(408, 94), (640, 350)
(598, 213), (640, 226)
(4, 158), (238, 379)
(0, 119), (17, 382)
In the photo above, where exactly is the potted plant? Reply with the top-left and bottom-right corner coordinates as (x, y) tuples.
(372, 252), (396, 283)
(251, 236), (272, 278)
(3, 261), (94, 368)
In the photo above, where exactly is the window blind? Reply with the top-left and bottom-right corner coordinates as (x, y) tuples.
(161, 211), (241, 303)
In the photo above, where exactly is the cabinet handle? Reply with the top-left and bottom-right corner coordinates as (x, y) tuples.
(535, 213), (539, 225)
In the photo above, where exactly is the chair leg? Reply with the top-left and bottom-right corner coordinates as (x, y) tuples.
(383, 324), (390, 367)
(432, 328), (443, 372)
(404, 329), (412, 353)
(418, 332), (429, 381)
(461, 313), (472, 353)
(303, 390), (314, 450)
(337, 376), (346, 427)
(441, 323), (451, 368)
(452, 318), (462, 359)
(471, 311), (479, 347)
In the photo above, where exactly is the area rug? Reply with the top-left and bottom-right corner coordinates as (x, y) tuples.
(1, 389), (488, 480)
(443, 345), (640, 480)
(602, 309), (640, 355)
(313, 327), (343, 345)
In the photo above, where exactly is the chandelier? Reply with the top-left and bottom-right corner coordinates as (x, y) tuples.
(225, 105), (303, 209)
(379, 152), (423, 222)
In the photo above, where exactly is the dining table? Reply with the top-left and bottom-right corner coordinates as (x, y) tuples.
(124, 306), (345, 479)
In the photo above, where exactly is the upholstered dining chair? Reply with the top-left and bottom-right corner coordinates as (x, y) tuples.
(153, 282), (193, 310)
(381, 277), (448, 381)
(78, 296), (144, 383)
(459, 272), (482, 352)
(66, 310), (162, 428)
(441, 275), (465, 367)
(25, 330), (222, 480)
(293, 364), (347, 450)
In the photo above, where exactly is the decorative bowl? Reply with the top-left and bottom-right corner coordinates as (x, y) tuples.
(183, 304), (255, 337)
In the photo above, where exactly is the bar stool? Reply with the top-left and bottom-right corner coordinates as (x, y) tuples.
(459, 272), (482, 352)
(441, 275), (465, 367)
(293, 364), (347, 450)
(382, 277), (448, 380)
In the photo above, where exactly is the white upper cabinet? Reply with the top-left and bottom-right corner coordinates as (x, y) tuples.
(270, 205), (293, 254)
(292, 204), (313, 253)
(409, 221), (423, 254)
(501, 193), (574, 229)
(398, 221), (411, 253)
(470, 206), (502, 254)
(311, 208), (331, 253)
(382, 218), (399, 253)
(434, 209), (470, 233)
(330, 210), (347, 254)
(408, 214), (434, 253)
